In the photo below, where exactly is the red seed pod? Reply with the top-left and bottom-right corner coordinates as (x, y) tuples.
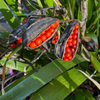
(27, 42), (31, 46)
(10, 43), (16, 48)
(54, 21), (79, 62)
(51, 23), (56, 28)
(70, 48), (75, 53)
(69, 35), (73, 39)
(52, 32), (58, 44)
(72, 40), (77, 45)
(55, 35), (58, 39)
(16, 37), (22, 45)
(35, 38), (42, 45)
(52, 39), (56, 44)
(63, 57), (68, 62)
(41, 46), (45, 51)
(68, 42), (73, 46)
(72, 45), (77, 49)
(74, 29), (78, 34)
(41, 34), (47, 41)
(65, 47), (71, 53)
(23, 18), (28, 22)
(45, 31), (51, 38)
(30, 41), (37, 48)
(55, 20), (59, 26)
(41, 31), (45, 35)
(75, 24), (79, 29)
(50, 28), (55, 33)
(72, 34), (77, 39)
(65, 52), (71, 58)
(67, 38), (73, 43)
(68, 55), (73, 60)
(66, 44), (69, 48)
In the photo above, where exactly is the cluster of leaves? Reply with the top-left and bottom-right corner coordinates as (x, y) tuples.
(0, 0), (100, 100)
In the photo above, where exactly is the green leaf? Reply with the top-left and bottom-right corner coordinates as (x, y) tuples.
(0, 55), (86, 100)
(82, 89), (95, 100)
(64, 94), (75, 100)
(65, 0), (76, 19)
(5, 0), (25, 22)
(0, 0), (19, 29)
(90, 53), (100, 73)
(77, 4), (81, 20)
(45, 0), (53, 6)
(0, 70), (34, 96)
(96, 0), (100, 9)
(30, 68), (87, 100)
(95, 0), (100, 37)
(27, 0), (40, 10)
(96, 14), (99, 37)
(37, 0), (43, 8)
(87, 13), (100, 31)
(0, 58), (28, 72)
(75, 89), (85, 100)
(69, 0), (76, 18)
(87, 0), (95, 22)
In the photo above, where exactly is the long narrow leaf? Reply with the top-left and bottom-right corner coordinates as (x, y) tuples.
(78, 70), (100, 90)
(64, 94), (75, 100)
(46, 0), (53, 6)
(30, 68), (87, 100)
(75, 89), (85, 100)
(82, 89), (95, 100)
(0, 0), (19, 29)
(90, 53), (100, 73)
(87, 13), (100, 31)
(37, 0), (43, 8)
(0, 55), (86, 100)
(5, 0), (25, 22)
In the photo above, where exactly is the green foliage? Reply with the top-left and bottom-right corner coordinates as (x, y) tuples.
(0, 0), (100, 99)
(5, 0), (25, 21)
(0, 55), (86, 100)
(0, 0), (19, 29)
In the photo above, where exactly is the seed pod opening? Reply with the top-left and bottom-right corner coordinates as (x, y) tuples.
(25, 17), (59, 49)
(52, 32), (58, 44)
(10, 37), (22, 48)
(82, 36), (96, 52)
(54, 21), (79, 62)
(8, 18), (37, 44)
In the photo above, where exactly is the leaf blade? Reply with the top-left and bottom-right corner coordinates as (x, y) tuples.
(30, 68), (87, 100)
(0, 55), (86, 100)
(0, 0), (19, 29)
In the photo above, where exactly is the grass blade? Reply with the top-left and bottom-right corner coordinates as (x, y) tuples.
(78, 70), (100, 90)
(82, 89), (95, 100)
(0, 55), (85, 100)
(0, 0), (19, 29)
(75, 89), (85, 100)
(90, 53), (100, 73)
(46, 0), (53, 6)
(30, 68), (87, 100)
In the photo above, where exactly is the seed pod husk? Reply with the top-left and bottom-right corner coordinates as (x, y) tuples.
(54, 21), (79, 62)
(82, 36), (96, 52)
(9, 19), (36, 43)
(25, 17), (59, 49)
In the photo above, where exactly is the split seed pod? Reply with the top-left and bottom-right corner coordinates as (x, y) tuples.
(54, 21), (79, 62)
(82, 36), (96, 52)
(24, 17), (59, 49)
